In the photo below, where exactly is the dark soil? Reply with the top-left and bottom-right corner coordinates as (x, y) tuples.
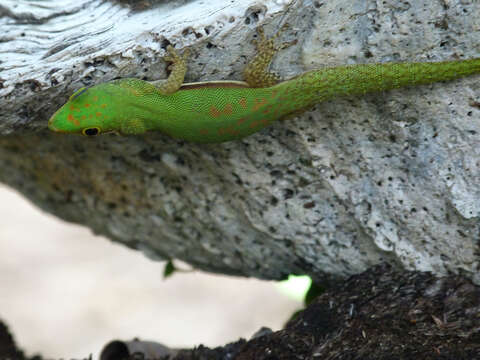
(171, 264), (480, 360)
(3, 264), (480, 360)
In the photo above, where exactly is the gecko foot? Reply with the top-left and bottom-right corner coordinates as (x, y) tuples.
(155, 45), (189, 95)
(163, 45), (190, 71)
(244, 24), (297, 88)
(252, 24), (297, 53)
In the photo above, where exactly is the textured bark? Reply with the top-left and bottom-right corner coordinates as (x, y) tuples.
(1, 0), (480, 283)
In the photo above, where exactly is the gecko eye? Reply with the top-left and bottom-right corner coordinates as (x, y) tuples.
(82, 127), (101, 136)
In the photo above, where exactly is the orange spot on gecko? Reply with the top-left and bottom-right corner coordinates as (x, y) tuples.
(199, 129), (209, 135)
(89, 114), (93, 118)
(96, 112), (102, 117)
(209, 104), (233, 118)
(69, 105), (75, 111)
(85, 103), (90, 108)
(67, 114), (80, 126)
(238, 97), (247, 109)
(210, 107), (221, 118)
(81, 115), (86, 120)
(101, 104), (107, 108)
(249, 121), (260, 128)
(252, 98), (267, 111)
(262, 104), (274, 115)
(93, 96), (99, 102)
(270, 90), (278, 98)
(228, 128), (239, 135)
(218, 126), (239, 136)
(224, 103), (233, 115)
(237, 117), (246, 125)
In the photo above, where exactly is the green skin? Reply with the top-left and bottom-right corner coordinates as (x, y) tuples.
(48, 28), (480, 143)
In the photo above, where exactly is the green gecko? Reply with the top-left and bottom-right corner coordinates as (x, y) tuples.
(48, 26), (480, 143)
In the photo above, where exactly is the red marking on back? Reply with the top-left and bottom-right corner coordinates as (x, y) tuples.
(209, 104), (234, 118)
(225, 126), (238, 135)
(237, 117), (246, 125)
(199, 129), (209, 135)
(218, 126), (239, 136)
(101, 104), (107, 108)
(238, 97), (247, 109)
(93, 96), (99, 102)
(85, 103), (90, 108)
(224, 103), (233, 115)
(261, 119), (269, 125)
(249, 121), (260, 128)
(81, 115), (86, 120)
(67, 114), (80, 126)
(252, 98), (267, 111)
(96, 112), (102, 117)
(209, 106), (221, 118)
(69, 105), (75, 111)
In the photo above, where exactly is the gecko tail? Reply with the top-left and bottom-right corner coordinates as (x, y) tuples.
(277, 58), (480, 109)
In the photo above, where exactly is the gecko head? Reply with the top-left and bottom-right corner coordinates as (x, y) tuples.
(48, 85), (114, 136)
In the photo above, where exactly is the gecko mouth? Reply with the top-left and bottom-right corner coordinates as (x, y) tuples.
(47, 119), (56, 131)
(47, 118), (68, 133)
(47, 118), (59, 132)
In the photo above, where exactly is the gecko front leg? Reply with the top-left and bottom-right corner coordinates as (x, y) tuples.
(243, 24), (297, 88)
(151, 45), (190, 95)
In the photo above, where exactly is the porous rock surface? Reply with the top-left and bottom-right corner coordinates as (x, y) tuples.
(0, 0), (479, 283)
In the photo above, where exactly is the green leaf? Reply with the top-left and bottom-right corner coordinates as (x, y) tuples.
(163, 260), (176, 279)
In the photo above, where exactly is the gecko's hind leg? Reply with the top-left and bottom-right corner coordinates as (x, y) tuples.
(243, 24), (297, 88)
(152, 45), (190, 95)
